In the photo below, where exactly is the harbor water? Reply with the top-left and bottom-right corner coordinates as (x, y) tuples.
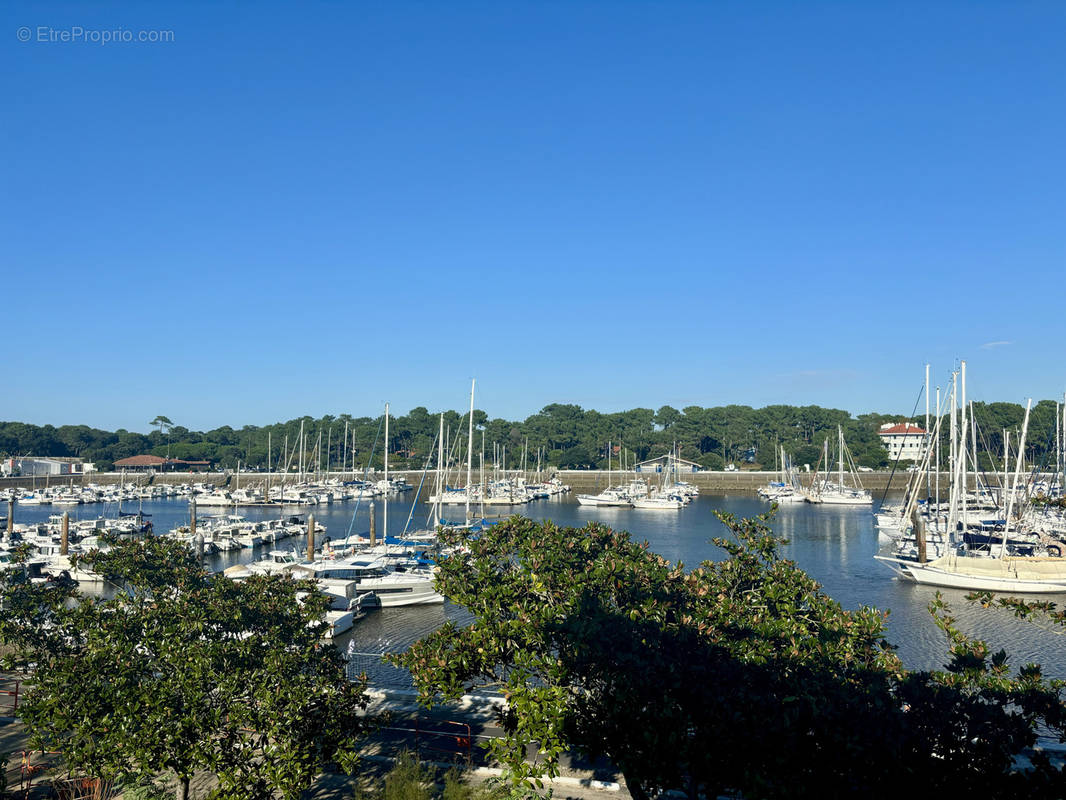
(11, 494), (1065, 682)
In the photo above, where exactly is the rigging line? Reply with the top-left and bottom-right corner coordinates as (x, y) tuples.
(969, 412), (1017, 512)
(403, 425), (441, 536)
(968, 418), (996, 506)
(437, 416), (467, 492)
(345, 414), (385, 543)
(876, 384), (925, 510)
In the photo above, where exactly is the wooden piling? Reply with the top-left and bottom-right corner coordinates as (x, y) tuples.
(369, 501), (376, 547)
(911, 505), (928, 564)
(61, 511), (69, 555)
(307, 514), (316, 561)
(190, 497), (197, 537)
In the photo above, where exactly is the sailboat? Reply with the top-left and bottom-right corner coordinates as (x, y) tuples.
(632, 449), (688, 509)
(300, 402), (444, 606)
(577, 442), (633, 507)
(803, 426), (872, 505)
(875, 362), (1066, 593)
(758, 446), (804, 504)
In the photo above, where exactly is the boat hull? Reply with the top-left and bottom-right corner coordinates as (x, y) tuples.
(878, 554), (1066, 593)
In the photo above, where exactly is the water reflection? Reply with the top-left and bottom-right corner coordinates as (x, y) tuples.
(11, 495), (1065, 679)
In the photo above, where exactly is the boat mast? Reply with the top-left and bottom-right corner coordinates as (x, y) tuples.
(935, 387), (941, 519)
(435, 413), (444, 528)
(1002, 429), (1009, 511)
(466, 379), (475, 524)
(959, 361), (968, 538)
(1061, 396), (1066, 493)
(298, 420), (305, 483)
(383, 403), (389, 544)
(1056, 401), (1061, 489)
(925, 364), (931, 501)
(999, 399), (1032, 557)
(970, 402), (978, 503)
(947, 371), (958, 536)
(1061, 396), (1066, 494)
(838, 425), (844, 490)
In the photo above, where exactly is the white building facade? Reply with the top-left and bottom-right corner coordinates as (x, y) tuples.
(1, 457), (94, 476)
(878, 423), (927, 463)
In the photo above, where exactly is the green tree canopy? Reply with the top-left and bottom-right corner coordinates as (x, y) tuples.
(0, 537), (372, 800)
(396, 514), (1066, 799)
(10, 396), (1066, 473)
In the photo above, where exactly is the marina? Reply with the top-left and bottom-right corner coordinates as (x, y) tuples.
(8, 2), (1065, 793)
(3, 491), (1063, 681)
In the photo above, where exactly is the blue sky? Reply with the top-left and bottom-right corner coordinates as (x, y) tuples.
(4, 1), (1064, 432)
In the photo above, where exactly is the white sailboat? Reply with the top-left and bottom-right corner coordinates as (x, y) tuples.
(804, 427), (872, 505)
(632, 450), (687, 509)
(577, 442), (634, 507)
(876, 362), (1066, 593)
(758, 446), (804, 504)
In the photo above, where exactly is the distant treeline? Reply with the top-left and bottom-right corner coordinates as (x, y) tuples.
(0, 400), (1061, 473)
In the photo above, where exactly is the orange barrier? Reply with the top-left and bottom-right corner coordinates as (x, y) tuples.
(19, 749), (65, 799)
(12, 750), (113, 800)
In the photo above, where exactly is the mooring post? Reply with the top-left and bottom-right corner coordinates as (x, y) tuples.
(911, 504), (928, 564)
(61, 511), (69, 555)
(6, 497), (13, 540)
(195, 533), (204, 565)
(190, 497), (197, 538)
(307, 514), (316, 561)
(369, 501), (377, 547)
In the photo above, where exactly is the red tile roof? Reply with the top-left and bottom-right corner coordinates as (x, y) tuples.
(879, 424), (926, 436)
(114, 455), (168, 467)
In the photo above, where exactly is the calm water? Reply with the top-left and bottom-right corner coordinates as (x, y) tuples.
(13, 494), (1066, 680)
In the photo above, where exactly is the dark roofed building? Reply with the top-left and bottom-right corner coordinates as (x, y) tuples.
(113, 455), (212, 472)
(113, 455), (168, 470)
